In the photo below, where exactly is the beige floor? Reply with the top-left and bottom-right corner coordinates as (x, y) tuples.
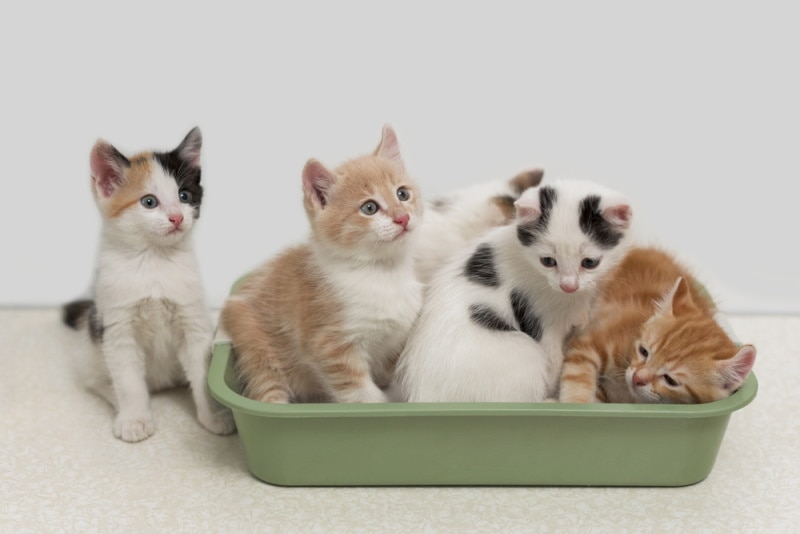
(2, 308), (798, 533)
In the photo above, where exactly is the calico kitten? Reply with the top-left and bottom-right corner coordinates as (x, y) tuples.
(397, 180), (633, 402)
(220, 125), (423, 404)
(558, 247), (756, 404)
(63, 128), (235, 442)
(414, 168), (544, 285)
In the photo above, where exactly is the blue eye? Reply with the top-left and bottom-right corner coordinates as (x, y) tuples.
(179, 190), (192, 203)
(140, 195), (159, 209)
(397, 187), (411, 201)
(540, 257), (557, 268)
(360, 201), (379, 215)
(582, 257), (600, 269)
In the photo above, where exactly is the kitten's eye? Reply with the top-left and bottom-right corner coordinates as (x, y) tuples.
(582, 257), (600, 269)
(397, 187), (411, 201)
(638, 345), (649, 358)
(179, 190), (193, 204)
(140, 195), (159, 209)
(663, 374), (679, 387)
(540, 257), (557, 268)
(360, 201), (379, 215)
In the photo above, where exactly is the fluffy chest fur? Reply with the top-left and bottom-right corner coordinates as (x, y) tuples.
(94, 239), (206, 310)
(318, 252), (423, 360)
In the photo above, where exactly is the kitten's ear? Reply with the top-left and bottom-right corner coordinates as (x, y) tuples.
(175, 127), (202, 168)
(302, 159), (337, 209)
(513, 188), (542, 225)
(720, 344), (756, 391)
(90, 140), (130, 198)
(601, 196), (633, 229)
(374, 124), (405, 170)
(657, 277), (696, 317)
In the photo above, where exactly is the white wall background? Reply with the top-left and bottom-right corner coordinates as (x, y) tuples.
(1, 1), (797, 314)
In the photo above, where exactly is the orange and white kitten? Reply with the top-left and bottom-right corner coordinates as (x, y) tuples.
(220, 125), (423, 403)
(559, 247), (756, 404)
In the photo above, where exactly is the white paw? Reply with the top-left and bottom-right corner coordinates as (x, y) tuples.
(113, 415), (155, 442)
(338, 385), (388, 403)
(198, 409), (237, 435)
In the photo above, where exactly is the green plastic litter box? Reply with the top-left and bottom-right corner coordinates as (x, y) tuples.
(208, 337), (758, 487)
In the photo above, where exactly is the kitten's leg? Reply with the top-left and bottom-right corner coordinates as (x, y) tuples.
(372, 353), (399, 390)
(221, 297), (292, 404)
(76, 341), (118, 408)
(322, 345), (388, 404)
(102, 325), (155, 442)
(178, 317), (236, 435)
(559, 338), (603, 403)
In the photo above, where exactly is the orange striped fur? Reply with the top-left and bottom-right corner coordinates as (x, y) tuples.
(559, 247), (756, 404)
(220, 126), (422, 403)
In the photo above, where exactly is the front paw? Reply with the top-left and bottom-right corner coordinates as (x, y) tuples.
(338, 384), (388, 403)
(198, 409), (236, 435)
(113, 415), (155, 442)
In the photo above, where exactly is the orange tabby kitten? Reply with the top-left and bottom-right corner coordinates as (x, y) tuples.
(559, 247), (756, 404)
(220, 125), (423, 404)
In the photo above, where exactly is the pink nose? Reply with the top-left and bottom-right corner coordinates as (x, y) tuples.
(169, 213), (184, 228)
(560, 282), (578, 293)
(632, 370), (648, 387)
(394, 214), (410, 229)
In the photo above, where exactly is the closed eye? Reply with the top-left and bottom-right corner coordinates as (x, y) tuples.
(638, 345), (649, 358)
(663, 374), (679, 387)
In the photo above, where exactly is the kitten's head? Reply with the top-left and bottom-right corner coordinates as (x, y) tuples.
(302, 125), (422, 261)
(514, 180), (632, 294)
(626, 277), (756, 403)
(90, 127), (204, 247)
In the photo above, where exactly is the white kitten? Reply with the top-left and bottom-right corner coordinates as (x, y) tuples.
(63, 128), (235, 442)
(413, 169), (543, 285)
(397, 180), (633, 402)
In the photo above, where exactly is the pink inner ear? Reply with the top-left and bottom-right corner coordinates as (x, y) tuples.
(513, 188), (542, 224)
(302, 159), (336, 208)
(603, 204), (632, 228)
(90, 142), (124, 198)
(515, 204), (541, 224)
(375, 125), (404, 168)
(178, 127), (202, 167)
(724, 345), (756, 390)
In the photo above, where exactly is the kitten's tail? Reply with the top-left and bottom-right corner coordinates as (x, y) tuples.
(62, 299), (95, 330)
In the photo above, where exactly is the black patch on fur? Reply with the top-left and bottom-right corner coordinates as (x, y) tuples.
(469, 303), (515, 332)
(510, 289), (543, 342)
(62, 299), (104, 343)
(579, 195), (622, 249)
(464, 243), (500, 287)
(153, 150), (204, 218)
(517, 186), (557, 246)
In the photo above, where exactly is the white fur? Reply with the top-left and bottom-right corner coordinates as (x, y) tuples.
(414, 178), (520, 285)
(311, 229), (423, 403)
(82, 162), (233, 442)
(397, 180), (633, 402)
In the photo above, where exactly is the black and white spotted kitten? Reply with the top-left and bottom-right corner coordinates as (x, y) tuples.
(397, 180), (633, 402)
